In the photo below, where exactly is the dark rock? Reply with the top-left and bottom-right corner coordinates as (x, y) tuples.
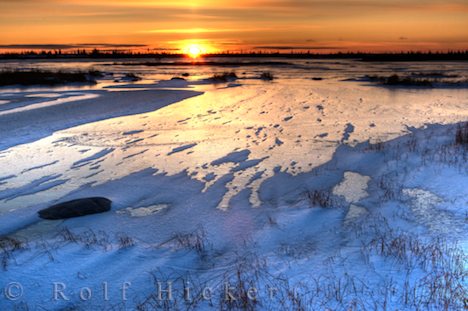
(38, 197), (112, 220)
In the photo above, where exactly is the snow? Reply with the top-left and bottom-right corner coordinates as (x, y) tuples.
(343, 204), (368, 225)
(0, 58), (467, 309)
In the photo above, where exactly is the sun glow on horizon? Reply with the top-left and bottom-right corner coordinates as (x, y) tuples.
(185, 44), (203, 58)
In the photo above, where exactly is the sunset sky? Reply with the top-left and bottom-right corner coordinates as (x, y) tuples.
(1, 0), (467, 53)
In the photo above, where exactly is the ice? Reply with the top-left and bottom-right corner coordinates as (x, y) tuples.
(402, 188), (461, 234)
(117, 204), (169, 217)
(333, 171), (370, 203)
(0, 86), (202, 151)
(0, 93), (99, 116)
(0, 174), (68, 202)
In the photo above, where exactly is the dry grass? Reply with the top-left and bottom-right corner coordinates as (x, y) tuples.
(366, 74), (433, 87)
(167, 227), (211, 258)
(0, 236), (27, 270)
(0, 69), (100, 86)
(259, 72), (275, 81)
(116, 232), (135, 249)
(209, 72), (238, 83)
(57, 227), (134, 251)
(455, 123), (468, 145)
(306, 189), (334, 208)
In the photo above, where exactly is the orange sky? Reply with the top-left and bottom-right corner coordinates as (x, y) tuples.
(1, 0), (467, 53)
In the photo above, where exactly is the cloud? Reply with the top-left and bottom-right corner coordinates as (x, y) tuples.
(79, 43), (148, 48)
(253, 45), (341, 50)
(1, 0), (467, 52)
(0, 43), (148, 50)
(147, 47), (179, 51)
(144, 27), (270, 34)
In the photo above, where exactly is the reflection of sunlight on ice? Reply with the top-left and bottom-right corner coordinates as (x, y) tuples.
(1, 77), (468, 211)
(0, 93), (99, 116)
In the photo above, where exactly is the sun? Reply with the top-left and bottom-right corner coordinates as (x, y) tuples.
(186, 44), (203, 58)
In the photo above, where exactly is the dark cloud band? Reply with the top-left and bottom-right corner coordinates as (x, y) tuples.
(0, 44), (148, 50)
(253, 46), (341, 50)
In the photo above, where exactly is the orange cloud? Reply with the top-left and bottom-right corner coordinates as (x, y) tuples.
(0, 0), (467, 52)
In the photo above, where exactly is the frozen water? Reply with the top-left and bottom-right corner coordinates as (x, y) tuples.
(333, 171), (370, 203)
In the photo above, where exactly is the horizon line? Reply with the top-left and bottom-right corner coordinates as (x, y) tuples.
(1, 49), (468, 55)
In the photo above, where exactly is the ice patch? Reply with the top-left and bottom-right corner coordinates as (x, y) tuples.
(333, 171), (370, 203)
(402, 188), (459, 234)
(117, 204), (169, 217)
(403, 188), (442, 208)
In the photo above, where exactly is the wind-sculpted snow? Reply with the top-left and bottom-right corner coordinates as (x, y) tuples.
(0, 122), (466, 309)
(0, 74), (467, 213)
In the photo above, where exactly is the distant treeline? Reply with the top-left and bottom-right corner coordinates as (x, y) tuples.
(0, 49), (467, 61)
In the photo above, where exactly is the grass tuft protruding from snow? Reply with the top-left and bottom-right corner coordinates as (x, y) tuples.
(0, 236), (27, 270)
(305, 189), (334, 208)
(209, 72), (238, 83)
(163, 226), (211, 258)
(455, 122), (468, 146)
(259, 72), (275, 81)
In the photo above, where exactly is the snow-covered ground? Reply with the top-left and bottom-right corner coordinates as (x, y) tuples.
(0, 59), (467, 310)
